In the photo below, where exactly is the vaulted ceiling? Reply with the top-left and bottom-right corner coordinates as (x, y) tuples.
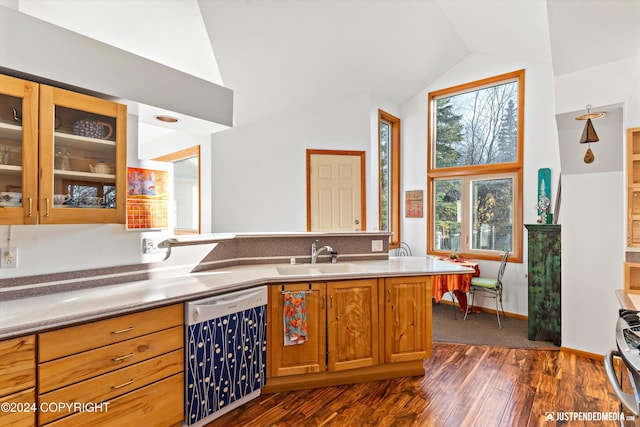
(16, 0), (640, 127)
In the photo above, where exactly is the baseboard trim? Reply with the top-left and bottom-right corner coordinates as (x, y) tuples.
(559, 346), (604, 361)
(436, 299), (527, 320)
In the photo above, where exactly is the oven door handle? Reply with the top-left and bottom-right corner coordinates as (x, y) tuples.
(604, 349), (640, 416)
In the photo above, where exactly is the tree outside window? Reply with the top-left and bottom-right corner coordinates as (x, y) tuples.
(428, 70), (524, 262)
(378, 110), (400, 249)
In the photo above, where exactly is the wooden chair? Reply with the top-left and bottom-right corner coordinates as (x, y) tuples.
(464, 251), (509, 328)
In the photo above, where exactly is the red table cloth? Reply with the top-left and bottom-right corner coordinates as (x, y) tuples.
(432, 258), (480, 312)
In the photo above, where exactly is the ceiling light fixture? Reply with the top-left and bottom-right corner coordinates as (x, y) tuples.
(576, 105), (606, 164)
(154, 115), (179, 123)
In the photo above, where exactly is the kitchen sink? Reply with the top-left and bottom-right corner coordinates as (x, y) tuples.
(276, 263), (367, 276)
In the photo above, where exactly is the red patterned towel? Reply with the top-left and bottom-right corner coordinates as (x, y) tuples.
(283, 291), (308, 345)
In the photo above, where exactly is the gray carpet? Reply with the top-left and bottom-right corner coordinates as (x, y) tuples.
(432, 301), (559, 349)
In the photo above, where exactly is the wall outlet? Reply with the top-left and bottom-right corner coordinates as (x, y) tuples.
(1, 247), (17, 268)
(371, 240), (384, 252)
(142, 238), (168, 254)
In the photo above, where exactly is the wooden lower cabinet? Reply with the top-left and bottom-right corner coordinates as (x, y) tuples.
(265, 276), (431, 393)
(268, 279), (378, 377)
(384, 276), (432, 362)
(36, 304), (184, 426)
(43, 373), (183, 427)
(268, 282), (327, 377)
(0, 335), (36, 427)
(328, 280), (379, 371)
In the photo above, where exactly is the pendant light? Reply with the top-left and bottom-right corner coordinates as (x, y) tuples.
(576, 105), (605, 164)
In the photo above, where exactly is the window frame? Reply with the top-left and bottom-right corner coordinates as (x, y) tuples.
(427, 70), (524, 262)
(378, 109), (401, 249)
(154, 145), (201, 235)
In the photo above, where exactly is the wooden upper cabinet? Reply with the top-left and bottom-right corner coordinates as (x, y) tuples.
(0, 74), (39, 224)
(0, 74), (127, 225)
(384, 276), (432, 363)
(39, 85), (127, 224)
(327, 279), (379, 371)
(627, 128), (640, 247)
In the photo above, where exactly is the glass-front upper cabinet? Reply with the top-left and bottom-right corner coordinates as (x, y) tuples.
(39, 85), (126, 224)
(0, 74), (38, 224)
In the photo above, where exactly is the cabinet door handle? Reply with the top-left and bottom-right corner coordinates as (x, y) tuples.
(321, 295), (325, 309)
(329, 295), (333, 308)
(45, 198), (50, 217)
(387, 289), (391, 302)
(111, 326), (134, 335)
(112, 353), (134, 362)
(28, 198), (32, 217)
(111, 379), (134, 390)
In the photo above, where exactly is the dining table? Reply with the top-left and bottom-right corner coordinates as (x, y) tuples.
(432, 257), (480, 314)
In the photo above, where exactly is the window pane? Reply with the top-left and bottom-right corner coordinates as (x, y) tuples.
(434, 179), (461, 251)
(471, 178), (513, 252)
(379, 121), (390, 231)
(174, 157), (199, 232)
(434, 80), (518, 168)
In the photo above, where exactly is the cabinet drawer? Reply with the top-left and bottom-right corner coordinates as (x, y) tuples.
(44, 373), (184, 427)
(38, 326), (182, 393)
(38, 304), (182, 362)
(39, 349), (183, 425)
(0, 335), (35, 396)
(0, 387), (36, 427)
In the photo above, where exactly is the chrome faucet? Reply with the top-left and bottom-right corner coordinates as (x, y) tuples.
(311, 240), (335, 264)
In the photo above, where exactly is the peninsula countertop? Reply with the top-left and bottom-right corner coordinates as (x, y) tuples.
(0, 256), (473, 339)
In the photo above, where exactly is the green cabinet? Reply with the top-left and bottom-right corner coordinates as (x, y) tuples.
(525, 224), (561, 346)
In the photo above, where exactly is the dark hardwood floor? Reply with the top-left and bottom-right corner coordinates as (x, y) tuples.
(206, 343), (636, 427)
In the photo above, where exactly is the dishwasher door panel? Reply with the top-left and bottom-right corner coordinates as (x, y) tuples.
(185, 287), (267, 426)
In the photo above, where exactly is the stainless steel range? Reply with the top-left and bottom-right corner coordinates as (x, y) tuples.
(605, 309), (640, 417)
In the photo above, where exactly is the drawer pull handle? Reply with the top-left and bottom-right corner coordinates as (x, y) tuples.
(112, 353), (134, 362)
(111, 326), (134, 334)
(112, 379), (134, 390)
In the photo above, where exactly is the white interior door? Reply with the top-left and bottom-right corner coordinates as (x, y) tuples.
(309, 153), (363, 232)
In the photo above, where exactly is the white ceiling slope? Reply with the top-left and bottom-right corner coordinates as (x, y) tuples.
(198, 0), (471, 126)
(17, 0), (223, 85)
(547, 0), (640, 77)
(14, 0), (640, 129)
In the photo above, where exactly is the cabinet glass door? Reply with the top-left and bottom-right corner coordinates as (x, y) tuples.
(52, 106), (117, 209)
(39, 85), (126, 224)
(0, 75), (38, 224)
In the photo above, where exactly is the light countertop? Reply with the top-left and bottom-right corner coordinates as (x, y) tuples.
(0, 256), (472, 339)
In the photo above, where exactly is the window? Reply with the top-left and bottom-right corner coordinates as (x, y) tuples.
(154, 146), (200, 235)
(378, 110), (400, 248)
(427, 70), (524, 262)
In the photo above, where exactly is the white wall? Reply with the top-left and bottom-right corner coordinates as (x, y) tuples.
(554, 55), (640, 354)
(209, 93), (372, 232)
(399, 53), (561, 318)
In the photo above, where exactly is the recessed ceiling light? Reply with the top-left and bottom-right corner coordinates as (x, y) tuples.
(154, 115), (179, 123)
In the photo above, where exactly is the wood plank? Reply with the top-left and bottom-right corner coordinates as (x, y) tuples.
(208, 342), (631, 426)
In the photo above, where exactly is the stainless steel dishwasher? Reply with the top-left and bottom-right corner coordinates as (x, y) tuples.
(184, 286), (268, 426)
